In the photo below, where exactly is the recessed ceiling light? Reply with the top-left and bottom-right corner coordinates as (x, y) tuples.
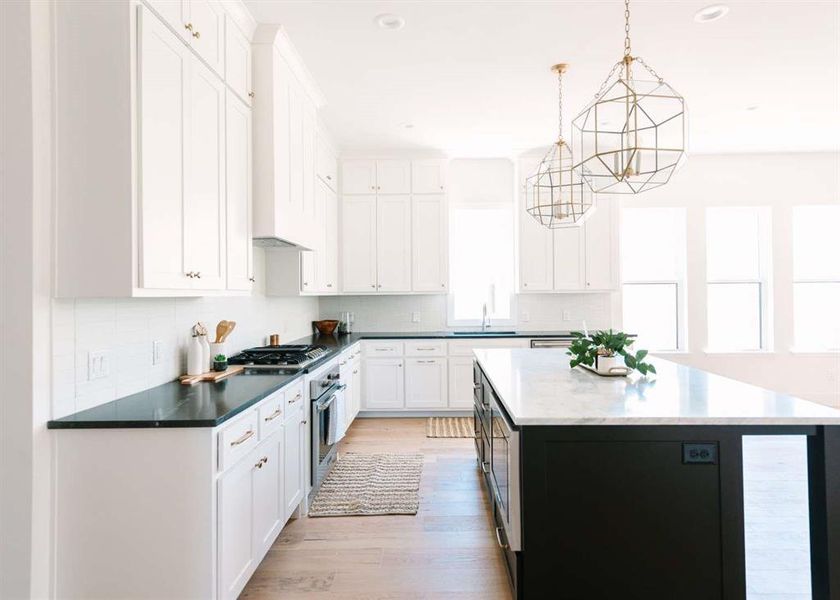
(694, 4), (729, 23)
(375, 13), (405, 30)
(745, 105), (759, 111)
(404, 124), (414, 129)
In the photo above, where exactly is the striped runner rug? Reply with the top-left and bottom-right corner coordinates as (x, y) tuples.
(426, 417), (474, 438)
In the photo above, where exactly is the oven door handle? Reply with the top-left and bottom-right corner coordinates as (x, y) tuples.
(315, 394), (336, 413)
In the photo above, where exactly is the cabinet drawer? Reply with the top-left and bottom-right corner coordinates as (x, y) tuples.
(258, 389), (285, 440)
(404, 340), (446, 357)
(363, 341), (403, 357)
(447, 338), (529, 357)
(219, 410), (259, 472)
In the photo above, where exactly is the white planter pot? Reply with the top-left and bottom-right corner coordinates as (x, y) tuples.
(593, 354), (631, 377)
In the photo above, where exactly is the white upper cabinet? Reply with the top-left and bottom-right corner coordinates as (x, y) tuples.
(342, 160), (377, 194)
(316, 133), (338, 190)
(226, 93), (253, 291)
(519, 215), (554, 292)
(584, 196), (618, 290)
(412, 194), (448, 292)
(341, 195), (378, 292)
(553, 227), (585, 291)
(55, 3), (257, 297)
(376, 195), (412, 292)
(411, 160), (447, 194)
(138, 10), (190, 290)
(184, 58), (226, 290)
(225, 16), (252, 105)
(185, 0), (225, 76)
(376, 160), (411, 194)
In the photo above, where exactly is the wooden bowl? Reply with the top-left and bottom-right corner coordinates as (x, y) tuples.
(314, 320), (339, 336)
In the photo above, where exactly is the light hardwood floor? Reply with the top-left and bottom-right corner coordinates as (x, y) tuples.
(241, 420), (811, 600)
(241, 417), (513, 600)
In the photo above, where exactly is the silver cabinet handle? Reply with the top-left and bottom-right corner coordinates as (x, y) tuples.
(264, 409), (282, 422)
(288, 392), (302, 404)
(231, 430), (254, 447)
(480, 460), (489, 473)
(495, 527), (509, 550)
(352, 369), (358, 374)
(249, 276), (255, 283)
(340, 360), (347, 365)
(473, 383), (481, 390)
(326, 175), (332, 180)
(416, 347), (436, 351)
(195, 272), (201, 279)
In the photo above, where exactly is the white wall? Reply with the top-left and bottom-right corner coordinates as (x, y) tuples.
(318, 293), (612, 333)
(52, 249), (319, 418)
(624, 152), (840, 407)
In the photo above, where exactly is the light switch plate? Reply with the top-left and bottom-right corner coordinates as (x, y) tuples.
(87, 351), (110, 380)
(411, 311), (420, 323)
(562, 310), (571, 321)
(521, 311), (530, 322)
(152, 340), (163, 366)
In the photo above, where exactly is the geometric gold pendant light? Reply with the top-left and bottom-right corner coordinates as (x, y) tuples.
(573, 0), (687, 194)
(525, 63), (594, 228)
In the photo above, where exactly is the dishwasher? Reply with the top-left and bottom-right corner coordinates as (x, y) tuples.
(530, 338), (574, 349)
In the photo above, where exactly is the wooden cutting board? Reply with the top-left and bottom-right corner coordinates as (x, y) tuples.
(179, 365), (245, 385)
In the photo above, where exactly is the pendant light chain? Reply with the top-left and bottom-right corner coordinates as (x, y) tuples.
(557, 67), (564, 141)
(624, 0), (632, 58)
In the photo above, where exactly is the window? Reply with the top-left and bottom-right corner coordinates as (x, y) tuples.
(447, 205), (516, 325)
(705, 207), (772, 351)
(621, 208), (687, 351)
(792, 205), (840, 351)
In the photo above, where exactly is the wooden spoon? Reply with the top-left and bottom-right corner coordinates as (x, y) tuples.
(220, 321), (236, 342)
(215, 320), (229, 343)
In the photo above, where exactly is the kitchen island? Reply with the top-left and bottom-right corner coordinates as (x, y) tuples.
(472, 348), (840, 600)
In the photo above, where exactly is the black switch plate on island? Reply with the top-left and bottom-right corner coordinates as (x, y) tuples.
(683, 442), (718, 464)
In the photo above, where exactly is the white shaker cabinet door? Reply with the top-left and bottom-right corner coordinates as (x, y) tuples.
(225, 93), (253, 291)
(186, 0), (224, 76)
(363, 359), (405, 409)
(145, 0), (189, 40)
(376, 160), (411, 194)
(519, 211), (554, 292)
(184, 57), (226, 290)
(324, 186), (339, 292)
(584, 196), (618, 290)
(251, 430), (284, 560)
(404, 358), (448, 409)
(376, 194), (412, 292)
(412, 194), (448, 292)
(283, 404), (305, 519)
(447, 356), (476, 409)
(553, 226), (585, 291)
(341, 195), (377, 292)
(300, 251), (316, 293)
(342, 160), (377, 194)
(225, 17), (252, 105)
(411, 159), (446, 193)
(218, 451), (255, 600)
(138, 7), (189, 290)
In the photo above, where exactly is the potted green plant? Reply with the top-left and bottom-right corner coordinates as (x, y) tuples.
(567, 329), (656, 377)
(213, 354), (228, 372)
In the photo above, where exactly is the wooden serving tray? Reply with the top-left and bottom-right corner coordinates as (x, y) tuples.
(179, 365), (245, 385)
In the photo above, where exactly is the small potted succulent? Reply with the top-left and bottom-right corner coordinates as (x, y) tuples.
(567, 329), (656, 377)
(213, 353), (228, 372)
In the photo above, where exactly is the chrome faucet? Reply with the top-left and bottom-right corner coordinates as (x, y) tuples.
(481, 302), (490, 332)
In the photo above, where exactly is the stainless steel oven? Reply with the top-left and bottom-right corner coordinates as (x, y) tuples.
(530, 337), (573, 349)
(310, 365), (343, 495)
(488, 386), (521, 552)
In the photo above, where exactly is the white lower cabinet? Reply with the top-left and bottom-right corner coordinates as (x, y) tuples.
(447, 356), (476, 409)
(252, 429), (284, 558)
(283, 395), (306, 518)
(404, 358), (448, 408)
(218, 448), (256, 599)
(363, 358), (405, 409)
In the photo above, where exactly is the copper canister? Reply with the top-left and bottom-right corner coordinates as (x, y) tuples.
(269, 334), (280, 346)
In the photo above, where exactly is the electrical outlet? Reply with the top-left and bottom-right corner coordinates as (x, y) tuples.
(152, 340), (163, 366)
(411, 311), (421, 323)
(87, 351), (110, 381)
(562, 310), (571, 321)
(521, 311), (530, 322)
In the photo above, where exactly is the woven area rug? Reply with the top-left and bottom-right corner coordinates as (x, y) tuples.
(426, 416), (474, 438)
(308, 453), (424, 517)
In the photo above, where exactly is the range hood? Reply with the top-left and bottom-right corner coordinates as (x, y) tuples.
(253, 236), (312, 251)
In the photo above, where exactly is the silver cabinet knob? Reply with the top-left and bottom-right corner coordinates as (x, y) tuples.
(249, 277), (255, 283)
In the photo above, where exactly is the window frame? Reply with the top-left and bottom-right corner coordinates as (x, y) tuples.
(620, 207), (688, 352)
(704, 206), (773, 353)
(446, 202), (517, 328)
(791, 205), (840, 352)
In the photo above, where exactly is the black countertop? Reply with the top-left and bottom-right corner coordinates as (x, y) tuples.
(48, 330), (574, 430)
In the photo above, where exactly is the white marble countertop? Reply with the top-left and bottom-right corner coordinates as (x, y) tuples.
(473, 349), (840, 426)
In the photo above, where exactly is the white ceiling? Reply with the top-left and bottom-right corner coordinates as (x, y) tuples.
(245, 1), (840, 156)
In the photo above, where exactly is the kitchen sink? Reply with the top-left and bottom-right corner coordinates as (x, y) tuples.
(452, 331), (517, 336)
